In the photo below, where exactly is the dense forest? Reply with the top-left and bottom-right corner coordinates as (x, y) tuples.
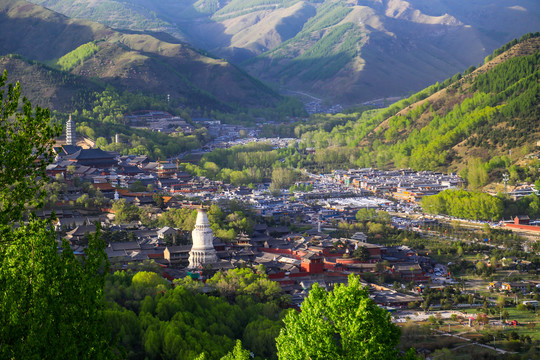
(181, 142), (302, 191)
(104, 266), (285, 360)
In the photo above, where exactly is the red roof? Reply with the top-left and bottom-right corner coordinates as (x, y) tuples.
(92, 183), (115, 191)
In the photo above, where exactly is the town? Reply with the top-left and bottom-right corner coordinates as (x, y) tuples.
(37, 115), (540, 358)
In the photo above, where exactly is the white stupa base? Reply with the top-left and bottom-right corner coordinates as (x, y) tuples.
(188, 250), (219, 269)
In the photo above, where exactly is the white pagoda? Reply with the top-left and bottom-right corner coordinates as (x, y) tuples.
(188, 208), (218, 268)
(66, 114), (76, 145)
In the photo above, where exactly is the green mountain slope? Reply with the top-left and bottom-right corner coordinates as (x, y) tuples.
(0, 54), (103, 112)
(0, 0), (282, 110)
(26, 0), (540, 104)
(297, 34), (540, 172)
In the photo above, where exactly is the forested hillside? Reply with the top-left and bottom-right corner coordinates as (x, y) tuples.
(147, 34), (540, 190)
(296, 34), (540, 173)
(27, 0), (540, 104)
(0, 54), (103, 112)
(0, 0), (282, 110)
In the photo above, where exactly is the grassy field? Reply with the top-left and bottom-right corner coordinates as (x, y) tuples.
(400, 307), (539, 356)
(461, 307), (539, 341)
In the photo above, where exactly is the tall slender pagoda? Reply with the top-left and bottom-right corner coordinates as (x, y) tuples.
(66, 114), (76, 145)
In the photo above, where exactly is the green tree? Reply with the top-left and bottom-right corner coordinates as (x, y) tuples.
(0, 70), (61, 223)
(220, 340), (250, 360)
(112, 199), (141, 223)
(129, 180), (147, 192)
(206, 267), (281, 303)
(476, 261), (486, 274)
(0, 221), (111, 359)
(276, 275), (401, 359)
(153, 194), (164, 208)
(0, 72), (111, 359)
(352, 246), (370, 261)
(496, 296), (506, 310)
(271, 167), (297, 191)
(356, 208), (377, 222)
(132, 271), (170, 291)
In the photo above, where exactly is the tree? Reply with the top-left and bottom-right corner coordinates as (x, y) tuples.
(112, 199), (140, 223)
(271, 167), (297, 191)
(153, 194), (164, 208)
(476, 261), (486, 274)
(206, 267), (281, 303)
(0, 72), (111, 359)
(220, 340), (250, 360)
(132, 271), (170, 291)
(0, 70), (61, 223)
(496, 296), (506, 310)
(0, 219), (111, 359)
(129, 180), (146, 192)
(352, 246), (370, 261)
(276, 275), (401, 359)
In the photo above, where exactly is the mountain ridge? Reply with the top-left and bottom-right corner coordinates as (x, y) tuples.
(0, 0), (282, 111)
(26, 0), (540, 104)
(293, 34), (540, 174)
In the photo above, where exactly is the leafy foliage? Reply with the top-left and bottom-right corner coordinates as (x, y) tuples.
(57, 41), (100, 71)
(0, 70), (62, 223)
(292, 35), (540, 173)
(206, 267), (282, 303)
(184, 142), (301, 186)
(422, 189), (504, 221)
(0, 72), (110, 359)
(0, 220), (111, 360)
(104, 267), (284, 359)
(276, 274), (401, 359)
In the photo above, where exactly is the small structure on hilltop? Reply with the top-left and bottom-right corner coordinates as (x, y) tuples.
(188, 208), (218, 269)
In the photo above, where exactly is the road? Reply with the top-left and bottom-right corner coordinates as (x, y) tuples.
(286, 90), (322, 102)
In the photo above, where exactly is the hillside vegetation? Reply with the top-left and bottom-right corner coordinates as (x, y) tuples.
(297, 34), (540, 172)
(0, 0), (282, 111)
(0, 54), (103, 112)
(196, 34), (539, 181)
(27, 0), (540, 104)
(57, 41), (101, 71)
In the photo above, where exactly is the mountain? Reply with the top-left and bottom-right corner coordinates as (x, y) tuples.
(297, 34), (540, 172)
(27, 0), (540, 104)
(0, 54), (103, 112)
(0, 0), (282, 111)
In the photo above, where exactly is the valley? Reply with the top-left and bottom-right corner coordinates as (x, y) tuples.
(0, 1), (539, 359)
(27, 0), (540, 104)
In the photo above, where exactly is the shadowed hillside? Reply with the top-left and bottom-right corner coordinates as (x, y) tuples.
(0, 0), (282, 110)
(27, 0), (540, 104)
(0, 54), (103, 112)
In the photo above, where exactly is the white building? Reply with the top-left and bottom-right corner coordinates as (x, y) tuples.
(188, 208), (218, 268)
